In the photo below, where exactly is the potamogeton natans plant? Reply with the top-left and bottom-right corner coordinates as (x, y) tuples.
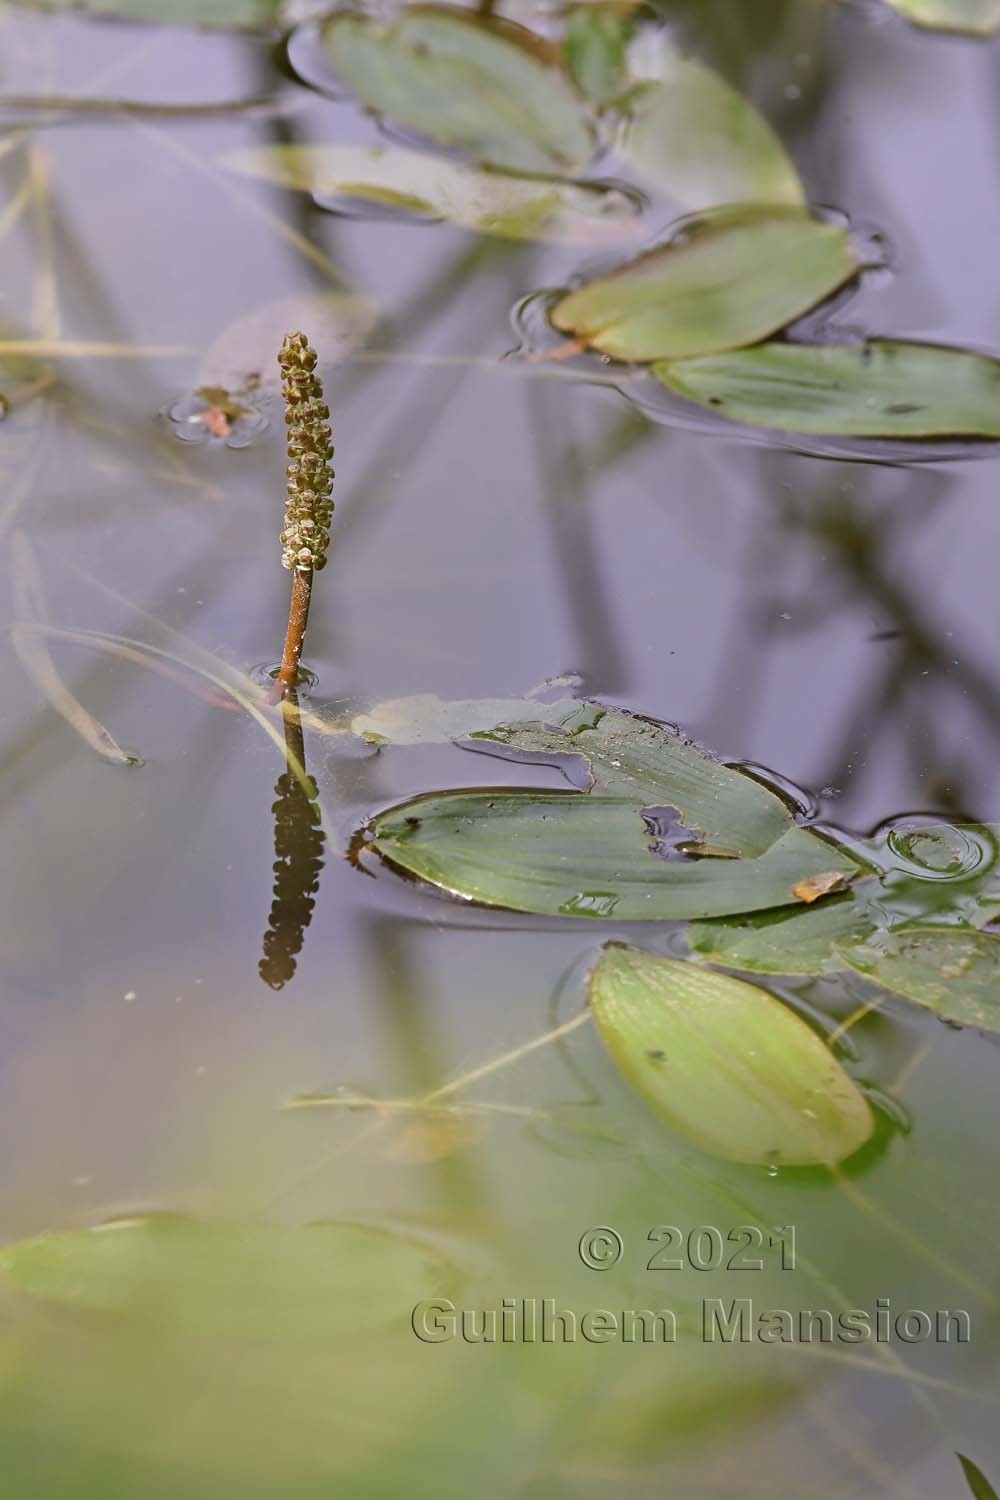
(275, 331), (334, 696)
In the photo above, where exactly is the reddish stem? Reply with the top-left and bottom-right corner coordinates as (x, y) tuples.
(273, 568), (312, 701)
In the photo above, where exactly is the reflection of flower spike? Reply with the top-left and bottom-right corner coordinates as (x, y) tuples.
(258, 764), (325, 991)
(278, 332), (334, 574)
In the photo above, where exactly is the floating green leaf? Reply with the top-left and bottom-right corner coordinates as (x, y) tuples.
(620, 61), (805, 210)
(221, 145), (634, 242)
(691, 821), (1000, 982)
(653, 341), (1000, 438)
(690, 888), (878, 975)
(837, 927), (1000, 1031)
(368, 705), (861, 920)
(322, 10), (594, 175)
(551, 207), (856, 360)
(565, 6), (632, 106)
(467, 701), (811, 854)
(5, 0), (282, 26)
(371, 791), (856, 921)
(882, 0), (1000, 34)
(588, 944), (874, 1165)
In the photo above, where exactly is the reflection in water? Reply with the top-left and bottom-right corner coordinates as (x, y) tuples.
(259, 689), (325, 989)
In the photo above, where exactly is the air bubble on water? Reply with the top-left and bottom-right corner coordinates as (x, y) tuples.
(882, 818), (995, 882)
(558, 892), (620, 918)
(249, 661), (319, 697)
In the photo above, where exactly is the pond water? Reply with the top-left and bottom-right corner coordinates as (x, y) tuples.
(2, 2), (1000, 1496)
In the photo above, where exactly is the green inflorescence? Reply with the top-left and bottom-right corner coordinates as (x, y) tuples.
(278, 332), (334, 573)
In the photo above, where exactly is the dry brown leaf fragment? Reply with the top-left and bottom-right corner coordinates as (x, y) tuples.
(384, 1114), (487, 1165)
(792, 871), (847, 904)
(196, 407), (233, 438)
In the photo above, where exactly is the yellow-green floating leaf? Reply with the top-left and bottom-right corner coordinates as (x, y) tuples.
(551, 206), (856, 360)
(323, 10), (594, 175)
(882, 0), (1000, 34)
(654, 340), (1000, 437)
(588, 944), (874, 1165)
(221, 145), (635, 243)
(620, 60), (805, 210)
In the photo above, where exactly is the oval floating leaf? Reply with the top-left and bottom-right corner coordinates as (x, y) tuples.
(5, 0), (282, 26)
(222, 145), (635, 242)
(322, 10), (594, 175)
(370, 790), (857, 921)
(588, 944), (874, 1165)
(837, 926), (1000, 1032)
(620, 62), (805, 210)
(653, 340), (1000, 437)
(551, 206), (856, 360)
(882, 0), (1000, 34)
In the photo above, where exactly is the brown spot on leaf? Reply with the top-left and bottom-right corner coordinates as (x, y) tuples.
(793, 871), (847, 904)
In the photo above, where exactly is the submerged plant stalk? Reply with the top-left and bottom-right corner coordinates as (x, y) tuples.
(275, 331), (334, 696)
